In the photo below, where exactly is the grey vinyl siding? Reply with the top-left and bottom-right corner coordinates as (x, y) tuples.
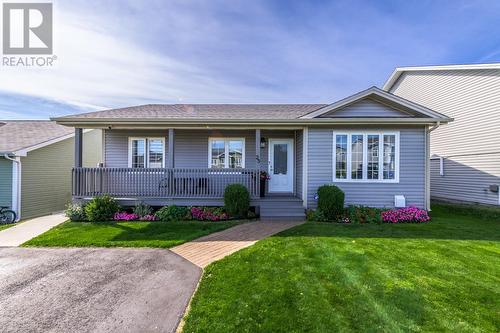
(320, 99), (412, 118)
(296, 130), (303, 199)
(391, 69), (500, 205)
(20, 130), (102, 219)
(0, 157), (12, 208)
(307, 126), (426, 209)
(430, 154), (500, 205)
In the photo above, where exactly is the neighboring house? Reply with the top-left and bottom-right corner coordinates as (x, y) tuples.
(52, 87), (450, 219)
(384, 63), (500, 206)
(0, 121), (102, 220)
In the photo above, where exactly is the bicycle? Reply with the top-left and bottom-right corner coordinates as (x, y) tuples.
(0, 206), (16, 224)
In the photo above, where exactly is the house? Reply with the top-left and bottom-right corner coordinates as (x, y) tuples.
(384, 63), (500, 206)
(52, 87), (451, 219)
(0, 121), (102, 220)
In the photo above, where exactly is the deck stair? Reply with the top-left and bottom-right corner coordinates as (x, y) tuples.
(259, 196), (305, 221)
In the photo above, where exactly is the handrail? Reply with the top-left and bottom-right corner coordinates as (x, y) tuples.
(72, 167), (260, 199)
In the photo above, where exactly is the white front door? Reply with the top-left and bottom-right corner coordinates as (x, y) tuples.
(268, 139), (294, 193)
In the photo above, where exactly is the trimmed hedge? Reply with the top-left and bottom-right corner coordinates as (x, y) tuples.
(224, 184), (250, 218)
(317, 185), (344, 221)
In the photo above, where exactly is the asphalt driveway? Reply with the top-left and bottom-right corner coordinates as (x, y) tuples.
(0, 247), (201, 333)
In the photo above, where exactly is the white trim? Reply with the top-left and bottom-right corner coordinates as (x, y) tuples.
(302, 127), (308, 208)
(208, 137), (246, 169)
(6, 156), (21, 221)
(127, 137), (166, 168)
(332, 130), (400, 183)
(383, 62), (500, 91)
(300, 86), (450, 120)
(268, 138), (294, 193)
(12, 129), (94, 157)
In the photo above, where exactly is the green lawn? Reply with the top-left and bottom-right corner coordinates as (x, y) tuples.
(183, 204), (500, 333)
(23, 220), (242, 248)
(0, 223), (16, 231)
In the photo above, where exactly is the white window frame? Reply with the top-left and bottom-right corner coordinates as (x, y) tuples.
(128, 137), (166, 168)
(332, 131), (400, 183)
(208, 137), (246, 169)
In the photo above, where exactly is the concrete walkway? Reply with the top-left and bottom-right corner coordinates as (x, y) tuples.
(0, 213), (67, 247)
(171, 220), (303, 268)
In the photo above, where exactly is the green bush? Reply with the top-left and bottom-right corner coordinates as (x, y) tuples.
(156, 205), (189, 222)
(224, 184), (250, 218)
(84, 195), (120, 222)
(317, 185), (345, 221)
(306, 209), (329, 222)
(65, 203), (87, 222)
(133, 202), (153, 218)
(346, 205), (383, 224)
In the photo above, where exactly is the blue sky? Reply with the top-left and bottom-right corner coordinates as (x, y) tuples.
(1, 0), (500, 119)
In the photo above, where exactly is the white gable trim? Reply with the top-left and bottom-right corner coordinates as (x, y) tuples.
(300, 86), (450, 120)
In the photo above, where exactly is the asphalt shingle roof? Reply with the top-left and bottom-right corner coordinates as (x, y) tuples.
(59, 104), (327, 120)
(0, 121), (74, 153)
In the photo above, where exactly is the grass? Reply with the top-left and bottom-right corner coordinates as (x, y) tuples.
(0, 223), (16, 231)
(23, 220), (243, 248)
(183, 204), (500, 333)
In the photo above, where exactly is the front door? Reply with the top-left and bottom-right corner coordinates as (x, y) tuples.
(268, 139), (294, 193)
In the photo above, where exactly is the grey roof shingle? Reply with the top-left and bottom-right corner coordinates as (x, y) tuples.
(0, 121), (74, 153)
(59, 104), (327, 120)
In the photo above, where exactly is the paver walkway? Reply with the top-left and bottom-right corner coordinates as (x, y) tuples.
(171, 220), (303, 268)
(0, 213), (67, 247)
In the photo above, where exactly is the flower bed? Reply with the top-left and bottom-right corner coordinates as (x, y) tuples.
(190, 207), (230, 221)
(381, 206), (430, 223)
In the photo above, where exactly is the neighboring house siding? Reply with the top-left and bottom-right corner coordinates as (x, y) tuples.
(21, 130), (102, 219)
(307, 126), (426, 209)
(319, 99), (412, 118)
(390, 69), (500, 205)
(0, 157), (12, 208)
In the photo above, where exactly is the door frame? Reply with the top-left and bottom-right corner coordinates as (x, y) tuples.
(268, 138), (294, 193)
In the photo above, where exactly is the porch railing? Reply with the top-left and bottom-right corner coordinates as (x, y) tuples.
(72, 167), (260, 199)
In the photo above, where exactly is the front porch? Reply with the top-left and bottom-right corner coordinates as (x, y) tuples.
(73, 128), (305, 215)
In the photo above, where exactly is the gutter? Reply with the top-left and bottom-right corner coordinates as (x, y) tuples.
(3, 153), (21, 221)
(424, 122), (441, 211)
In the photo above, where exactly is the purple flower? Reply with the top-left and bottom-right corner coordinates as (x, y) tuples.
(381, 207), (430, 223)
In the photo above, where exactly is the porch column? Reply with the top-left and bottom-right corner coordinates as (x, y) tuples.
(168, 128), (175, 168)
(75, 128), (83, 168)
(255, 129), (261, 169)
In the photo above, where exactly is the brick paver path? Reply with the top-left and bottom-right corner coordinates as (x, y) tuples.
(171, 221), (303, 268)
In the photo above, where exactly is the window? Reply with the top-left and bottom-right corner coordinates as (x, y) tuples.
(128, 137), (165, 168)
(333, 132), (399, 182)
(209, 138), (245, 168)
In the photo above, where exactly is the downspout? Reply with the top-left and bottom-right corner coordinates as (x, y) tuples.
(3, 153), (21, 221)
(425, 122), (440, 211)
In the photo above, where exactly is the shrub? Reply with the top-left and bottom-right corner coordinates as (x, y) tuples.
(139, 214), (158, 221)
(317, 185), (345, 221)
(65, 203), (87, 222)
(224, 184), (250, 218)
(84, 195), (120, 222)
(381, 206), (430, 223)
(114, 212), (139, 221)
(156, 205), (189, 222)
(306, 209), (329, 222)
(133, 202), (153, 218)
(191, 207), (229, 221)
(346, 205), (383, 224)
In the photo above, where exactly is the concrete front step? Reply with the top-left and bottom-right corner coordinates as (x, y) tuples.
(259, 196), (305, 220)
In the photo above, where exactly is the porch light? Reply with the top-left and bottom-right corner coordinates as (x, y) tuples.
(260, 137), (267, 148)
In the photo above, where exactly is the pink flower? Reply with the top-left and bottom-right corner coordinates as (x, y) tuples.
(381, 207), (430, 223)
(113, 212), (139, 221)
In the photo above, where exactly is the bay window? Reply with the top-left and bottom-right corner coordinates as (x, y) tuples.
(128, 137), (165, 168)
(333, 131), (399, 182)
(209, 138), (245, 169)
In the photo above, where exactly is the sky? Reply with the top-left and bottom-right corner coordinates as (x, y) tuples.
(1, 0), (500, 119)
